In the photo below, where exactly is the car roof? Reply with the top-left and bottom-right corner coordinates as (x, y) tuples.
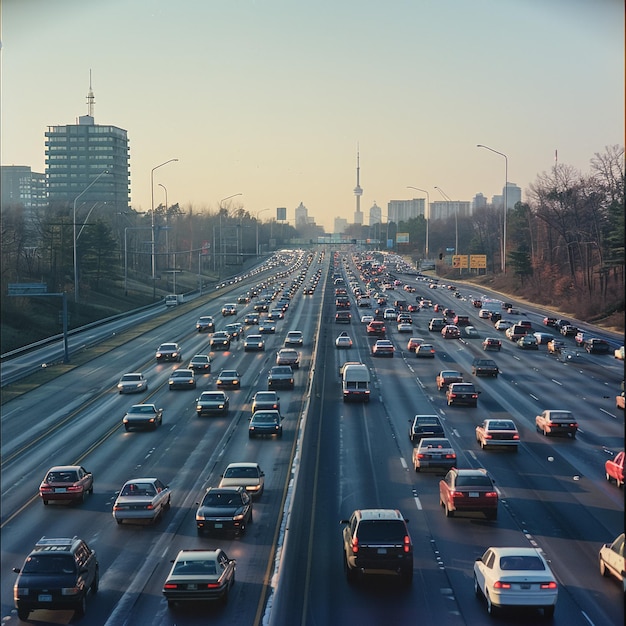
(201, 391), (225, 397)
(418, 438), (451, 447)
(486, 546), (543, 558)
(174, 549), (221, 561)
(355, 509), (403, 520)
(225, 462), (260, 470)
(46, 465), (83, 472)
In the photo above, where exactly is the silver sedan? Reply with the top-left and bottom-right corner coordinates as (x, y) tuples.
(113, 477), (171, 525)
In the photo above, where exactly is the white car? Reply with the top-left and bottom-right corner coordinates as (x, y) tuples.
(383, 308), (397, 320)
(397, 322), (413, 333)
(474, 546), (558, 618)
(360, 315), (374, 324)
(285, 330), (304, 346)
(494, 320), (512, 331)
(599, 533), (624, 589)
(219, 462), (265, 497)
(113, 477), (171, 525)
(117, 372), (148, 394)
(335, 334), (353, 348)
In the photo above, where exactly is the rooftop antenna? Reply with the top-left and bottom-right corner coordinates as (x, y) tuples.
(86, 69), (95, 117)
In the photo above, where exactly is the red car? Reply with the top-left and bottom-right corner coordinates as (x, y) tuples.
(605, 451), (624, 487)
(366, 321), (386, 336)
(39, 465), (94, 505)
(439, 468), (498, 520)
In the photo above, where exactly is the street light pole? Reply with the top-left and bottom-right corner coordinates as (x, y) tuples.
(151, 159), (178, 299)
(435, 186), (457, 258)
(73, 168), (109, 303)
(407, 186), (430, 258)
(219, 193), (243, 270)
(158, 183), (169, 271)
(477, 144), (508, 273)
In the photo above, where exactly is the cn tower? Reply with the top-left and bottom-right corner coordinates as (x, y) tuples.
(353, 147), (363, 225)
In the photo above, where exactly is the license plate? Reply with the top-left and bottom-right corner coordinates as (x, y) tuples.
(38, 594), (52, 602)
(187, 584), (197, 590)
(432, 454), (441, 459)
(214, 523), (223, 529)
(520, 584), (531, 589)
(55, 488), (67, 493)
(469, 492), (479, 497)
(377, 548), (387, 554)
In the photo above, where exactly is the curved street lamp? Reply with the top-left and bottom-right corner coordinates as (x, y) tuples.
(73, 168), (109, 303)
(477, 144), (508, 273)
(407, 186), (430, 258)
(434, 186), (457, 259)
(256, 208), (271, 257)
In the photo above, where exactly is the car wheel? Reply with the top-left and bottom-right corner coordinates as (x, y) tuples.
(74, 594), (87, 618)
(249, 509), (253, 524)
(444, 503), (454, 517)
(344, 554), (357, 583)
(480, 440), (485, 449)
(415, 464), (420, 472)
(79, 491), (86, 504)
(249, 432), (254, 439)
(599, 558), (608, 576)
(474, 574), (482, 597)
(165, 496), (171, 511)
(485, 591), (497, 615)
(43, 499), (49, 505)
(91, 568), (99, 594)
(17, 608), (30, 621)
(544, 605), (555, 619)
(571, 431), (576, 439)
(116, 518), (123, 525)
(124, 425), (130, 432)
(89, 484), (94, 495)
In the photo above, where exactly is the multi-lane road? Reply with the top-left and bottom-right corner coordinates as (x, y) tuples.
(1, 248), (623, 626)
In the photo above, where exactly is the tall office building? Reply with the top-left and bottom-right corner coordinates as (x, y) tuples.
(504, 182), (521, 209)
(45, 77), (130, 213)
(353, 148), (363, 225)
(369, 202), (382, 225)
(387, 198), (425, 223)
(1, 165), (47, 213)
(295, 202), (309, 229)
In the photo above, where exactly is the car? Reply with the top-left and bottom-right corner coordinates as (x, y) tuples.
(168, 368), (196, 390)
(584, 338), (611, 354)
(156, 342), (182, 362)
(285, 330), (304, 345)
(535, 409), (578, 438)
(489, 311), (502, 323)
(494, 319), (512, 331)
(397, 322), (413, 333)
(372, 339), (395, 357)
(254, 301), (269, 312)
(340, 509), (413, 584)
(221, 303), (237, 316)
(474, 546), (558, 617)
(117, 372), (148, 394)
(505, 325), (528, 341)
(412, 438), (456, 472)
(38, 465), (94, 505)
(574, 331), (591, 346)
(478, 308), (492, 319)
(237, 293), (250, 304)
(415, 343), (435, 358)
(446, 382), (480, 407)
(547, 338), (566, 354)
(113, 477), (171, 524)
(616, 392), (625, 410)
(276, 348), (301, 368)
(441, 324), (460, 339)
(407, 337), (425, 351)
(482, 337), (502, 351)
(397, 313), (413, 324)
(189, 354), (211, 372)
(12, 536), (99, 621)
(123, 403), (163, 431)
(554, 318), (572, 331)
(210, 331), (231, 350)
(472, 357), (499, 377)
(383, 307), (397, 320)
(244, 312), (259, 325)
(196, 316), (215, 332)
(195, 486), (252, 536)
(439, 468), (498, 520)
(335, 333), (353, 348)
(408, 414), (445, 443)
(360, 314), (374, 324)
(599, 534), (625, 588)
(244, 334), (265, 351)
(268, 365), (294, 389)
(615, 346), (625, 360)
(543, 316), (558, 326)
(436, 370), (463, 391)
(366, 320), (386, 336)
(335, 311), (352, 323)
(428, 318), (446, 331)
(163, 548), (236, 607)
(225, 322), (244, 340)
(216, 369), (241, 388)
(534, 331), (555, 345)
(560, 324), (578, 336)
(463, 325), (480, 338)
(517, 335), (539, 350)
(476, 419), (520, 450)
(196, 391), (229, 416)
(248, 409), (283, 438)
(453, 315), (470, 326)
(251, 390), (280, 412)
(219, 462), (265, 497)
(472, 299), (482, 308)
(267, 308), (284, 320)
(259, 321), (277, 334)
(605, 451), (624, 487)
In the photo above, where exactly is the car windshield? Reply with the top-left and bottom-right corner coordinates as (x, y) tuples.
(225, 467), (258, 478)
(499, 555), (545, 571)
(173, 559), (217, 576)
(23, 555), (75, 574)
(357, 520), (406, 542)
(202, 492), (241, 506)
(130, 405), (155, 413)
(46, 470), (78, 482)
(122, 374), (141, 381)
(201, 393), (222, 400)
(121, 483), (156, 497)
(171, 371), (189, 378)
(416, 417), (439, 425)
(488, 421), (515, 430)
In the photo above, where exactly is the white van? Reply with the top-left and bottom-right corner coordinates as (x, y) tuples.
(342, 363), (370, 402)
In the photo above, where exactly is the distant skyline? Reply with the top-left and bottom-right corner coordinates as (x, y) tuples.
(1, 0), (623, 232)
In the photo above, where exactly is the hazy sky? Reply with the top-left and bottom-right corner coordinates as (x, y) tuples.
(1, 0), (623, 231)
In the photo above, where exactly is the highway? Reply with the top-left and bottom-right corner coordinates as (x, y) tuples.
(1, 248), (623, 626)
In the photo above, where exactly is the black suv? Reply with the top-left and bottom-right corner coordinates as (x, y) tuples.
(340, 509), (413, 584)
(13, 536), (99, 621)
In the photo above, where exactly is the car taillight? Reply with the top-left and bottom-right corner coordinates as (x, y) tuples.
(146, 504), (154, 510)
(403, 536), (411, 553)
(485, 491), (498, 498)
(450, 490), (464, 498)
(67, 485), (82, 492)
(40, 485), (53, 492)
(163, 583), (179, 590)
(417, 454), (426, 459)
(450, 393), (457, 398)
(472, 394), (478, 398)
(484, 434), (493, 439)
(493, 581), (511, 589)
(513, 434), (520, 439)
(540, 581), (557, 589)
(445, 453), (456, 459)
(207, 582), (221, 589)
(351, 536), (359, 554)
